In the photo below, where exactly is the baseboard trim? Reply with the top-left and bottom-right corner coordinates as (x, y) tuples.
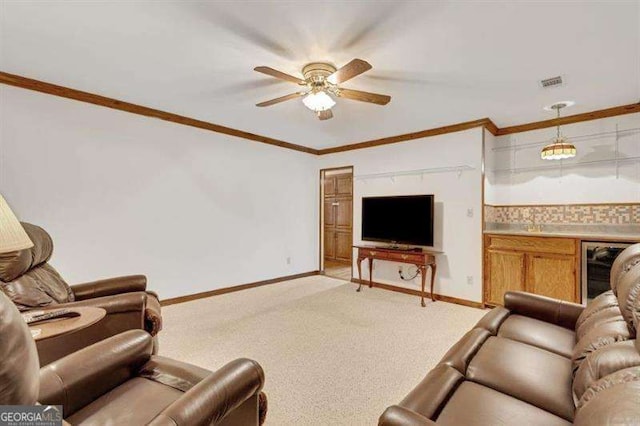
(350, 278), (485, 309)
(161, 271), (320, 306)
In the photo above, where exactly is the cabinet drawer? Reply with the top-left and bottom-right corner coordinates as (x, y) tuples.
(486, 234), (577, 255)
(360, 249), (388, 258)
(389, 252), (424, 263)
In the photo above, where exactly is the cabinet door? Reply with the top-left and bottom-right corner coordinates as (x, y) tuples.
(526, 253), (577, 302)
(324, 229), (336, 260)
(485, 249), (526, 306)
(335, 231), (352, 262)
(324, 199), (336, 227)
(324, 176), (337, 196)
(336, 174), (352, 195)
(335, 198), (352, 230)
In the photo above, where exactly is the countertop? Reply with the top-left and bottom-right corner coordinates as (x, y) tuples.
(483, 229), (640, 242)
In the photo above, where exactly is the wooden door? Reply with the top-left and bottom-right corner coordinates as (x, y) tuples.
(526, 253), (577, 302)
(485, 249), (526, 306)
(323, 172), (352, 264)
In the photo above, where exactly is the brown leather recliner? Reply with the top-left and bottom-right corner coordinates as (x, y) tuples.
(0, 290), (268, 425)
(380, 243), (640, 425)
(0, 222), (162, 365)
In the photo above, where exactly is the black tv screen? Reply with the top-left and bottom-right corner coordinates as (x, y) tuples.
(361, 195), (434, 246)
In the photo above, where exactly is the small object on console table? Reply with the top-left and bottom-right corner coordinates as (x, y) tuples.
(353, 245), (440, 307)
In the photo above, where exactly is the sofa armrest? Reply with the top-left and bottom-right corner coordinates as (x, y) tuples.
(147, 358), (265, 426)
(504, 291), (584, 330)
(379, 406), (436, 426)
(72, 275), (147, 300)
(39, 330), (153, 417)
(139, 355), (211, 392)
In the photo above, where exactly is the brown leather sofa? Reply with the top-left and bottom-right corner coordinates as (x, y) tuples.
(0, 222), (162, 365)
(0, 290), (267, 425)
(380, 243), (640, 425)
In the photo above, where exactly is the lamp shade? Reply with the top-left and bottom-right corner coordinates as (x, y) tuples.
(540, 136), (577, 160)
(302, 91), (335, 112)
(0, 194), (33, 254)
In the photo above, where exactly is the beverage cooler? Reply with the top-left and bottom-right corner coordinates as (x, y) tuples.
(581, 241), (634, 304)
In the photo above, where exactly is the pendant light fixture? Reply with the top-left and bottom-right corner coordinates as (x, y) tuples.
(541, 102), (577, 160)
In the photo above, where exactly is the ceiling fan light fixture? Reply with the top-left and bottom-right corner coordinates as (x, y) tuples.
(302, 91), (335, 112)
(254, 59), (389, 120)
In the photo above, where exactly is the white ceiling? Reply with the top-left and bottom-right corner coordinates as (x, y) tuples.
(1, 1), (639, 149)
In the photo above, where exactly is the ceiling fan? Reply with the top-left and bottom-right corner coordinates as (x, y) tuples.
(254, 59), (391, 120)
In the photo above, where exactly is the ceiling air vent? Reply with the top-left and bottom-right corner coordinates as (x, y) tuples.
(540, 75), (563, 88)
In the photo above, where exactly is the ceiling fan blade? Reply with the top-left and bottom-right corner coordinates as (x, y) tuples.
(337, 88), (391, 105)
(256, 92), (305, 107)
(318, 109), (333, 120)
(327, 59), (372, 84)
(254, 66), (306, 85)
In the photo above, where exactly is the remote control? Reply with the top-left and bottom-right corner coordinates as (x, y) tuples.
(23, 309), (80, 325)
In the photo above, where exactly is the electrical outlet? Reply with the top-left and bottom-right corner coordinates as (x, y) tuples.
(467, 276), (474, 286)
(467, 208), (474, 218)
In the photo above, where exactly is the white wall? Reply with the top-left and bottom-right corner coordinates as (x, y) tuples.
(318, 128), (484, 303)
(0, 86), (319, 300)
(485, 113), (640, 205)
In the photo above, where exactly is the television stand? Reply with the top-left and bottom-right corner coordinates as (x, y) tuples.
(353, 245), (440, 307)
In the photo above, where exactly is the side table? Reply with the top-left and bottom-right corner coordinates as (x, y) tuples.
(24, 307), (106, 341)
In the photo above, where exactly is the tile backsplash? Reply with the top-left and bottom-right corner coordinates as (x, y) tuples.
(485, 203), (640, 225)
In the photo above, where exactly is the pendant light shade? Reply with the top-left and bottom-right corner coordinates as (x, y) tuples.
(541, 136), (577, 160)
(541, 102), (577, 160)
(0, 194), (33, 254)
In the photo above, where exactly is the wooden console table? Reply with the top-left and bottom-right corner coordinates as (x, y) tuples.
(354, 245), (439, 307)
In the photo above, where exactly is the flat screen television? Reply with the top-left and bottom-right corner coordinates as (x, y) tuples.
(361, 195), (434, 247)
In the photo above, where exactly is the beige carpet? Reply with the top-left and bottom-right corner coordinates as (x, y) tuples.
(160, 275), (486, 425)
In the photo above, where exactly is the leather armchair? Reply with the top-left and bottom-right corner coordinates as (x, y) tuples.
(0, 291), (267, 425)
(0, 222), (162, 365)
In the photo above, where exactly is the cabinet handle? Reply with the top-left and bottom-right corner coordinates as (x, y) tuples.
(401, 255), (408, 260)
(332, 202), (339, 206)
(370, 251), (377, 256)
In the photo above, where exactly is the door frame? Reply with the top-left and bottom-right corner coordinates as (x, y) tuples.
(319, 166), (354, 276)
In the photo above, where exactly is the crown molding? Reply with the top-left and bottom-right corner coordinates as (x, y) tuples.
(495, 102), (640, 136)
(316, 103), (640, 155)
(0, 71), (319, 155)
(317, 118), (497, 155)
(1, 71), (637, 156)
